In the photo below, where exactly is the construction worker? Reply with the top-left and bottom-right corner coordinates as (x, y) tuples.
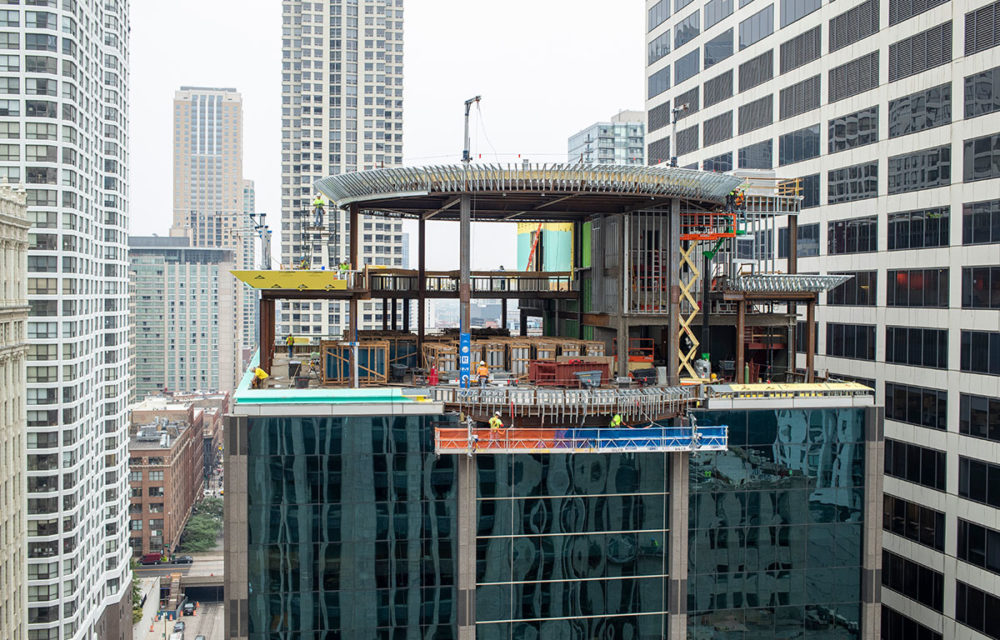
(312, 194), (326, 227)
(477, 360), (490, 387)
(726, 190), (736, 212)
(285, 335), (295, 358)
(734, 189), (745, 212)
(252, 366), (269, 389)
(300, 257), (309, 270)
(489, 411), (504, 437)
(610, 413), (623, 428)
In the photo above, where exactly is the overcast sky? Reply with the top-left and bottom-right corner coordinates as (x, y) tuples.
(129, 0), (644, 269)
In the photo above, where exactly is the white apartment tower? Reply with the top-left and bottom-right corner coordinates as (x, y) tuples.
(567, 110), (647, 165)
(280, 0), (405, 339)
(6, 1), (135, 638)
(645, 0), (1000, 637)
(0, 184), (28, 640)
(171, 87), (254, 358)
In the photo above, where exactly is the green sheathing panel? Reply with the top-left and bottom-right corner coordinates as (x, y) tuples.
(516, 228), (533, 271)
(581, 222), (592, 268)
(542, 226), (573, 272)
(583, 325), (595, 340)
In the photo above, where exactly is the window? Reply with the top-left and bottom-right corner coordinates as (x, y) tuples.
(704, 69), (733, 107)
(828, 106), (878, 153)
(956, 581), (1000, 640)
(675, 11), (700, 49)
(0, 32), (18, 49)
(738, 95), (772, 134)
(798, 173), (819, 208)
(778, 222), (819, 257)
(886, 326), (948, 368)
(795, 320), (818, 353)
(957, 520), (1000, 575)
(825, 323), (875, 360)
(887, 268), (948, 307)
(25, 33), (56, 51)
(828, 162), (878, 204)
(960, 393), (1000, 442)
(965, 0), (1000, 56)
(888, 21), (952, 82)
(704, 29), (733, 68)
(884, 494), (945, 551)
(779, 25), (820, 73)
(702, 152), (732, 172)
(959, 456), (1000, 508)
(648, 102), (671, 133)
(648, 137), (670, 165)
(675, 87), (699, 120)
(739, 49), (773, 91)
(960, 330), (1000, 375)
(147, 486), (164, 497)
(676, 123), (699, 155)
(705, 0), (733, 29)
(962, 266), (1000, 309)
(890, 0), (947, 25)
(888, 207), (949, 250)
(778, 124), (819, 165)
(963, 198), (1000, 245)
(780, 0), (819, 27)
(740, 4), (774, 49)
(648, 68), (670, 98)
(829, 0), (879, 52)
(888, 145), (951, 194)
(738, 139), (772, 168)
(648, 31), (671, 65)
(965, 66), (1000, 119)
(829, 52), (879, 103)
(882, 551), (944, 612)
(827, 270), (876, 306)
(885, 439), (946, 491)
(964, 132), (1000, 183)
(648, 0), (670, 31)
(779, 75), (820, 120)
(675, 49), (700, 85)
(882, 606), (943, 640)
(703, 111), (732, 146)
(129, 519), (142, 531)
(885, 382), (947, 430)
(676, 0), (694, 11)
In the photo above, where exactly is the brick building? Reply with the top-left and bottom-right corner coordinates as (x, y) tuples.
(127, 399), (204, 558)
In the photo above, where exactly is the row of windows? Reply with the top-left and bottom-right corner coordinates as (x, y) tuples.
(960, 330), (1000, 375)
(883, 493), (945, 552)
(962, 266), (1000, 309)
(828, 215), (877, 255)
(887, 207), (949, 250)
(825, 322), (875, 361)
(885, 326), (948, 369)
(960, 393), (1000, 442)
(827, 270), (875, 306)
(881, 605), (942, 640)
(957, 519), (1000, 576)
(882, 550), (943, 612)
(958, 456), (1000, 508)
(886, 268), (948, 308)
(956, 581), (1000, 640)
(885, 382), (947, 431)
(885, 438), (946, 491)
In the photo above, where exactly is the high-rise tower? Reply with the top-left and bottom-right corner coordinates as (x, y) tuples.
(645, 0), (1000, 636)
(171, 86), (254, 361)
(279, 0), (405, 339)
(13, 1), (134, 637)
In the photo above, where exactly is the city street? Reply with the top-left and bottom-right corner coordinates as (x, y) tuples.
(135, 602), (223, 640)
(133, 551), (223, 580)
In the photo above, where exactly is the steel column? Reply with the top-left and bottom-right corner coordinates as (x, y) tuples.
(417, 216), (426, 349)
(806, 299), (816, 382)
(382, 299), (388, 331)
(667, 199), (681, 385)
(736, 299), (745, 383)
(349, 204), (359, 343)
(260, 297), (275, 374)
(459, 193), (471, 333)
(501, 298), (507, 330)
(402, 299), (410, 332)
(390, 296), (397, 331)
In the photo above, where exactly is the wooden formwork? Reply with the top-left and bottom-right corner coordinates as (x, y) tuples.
(534, 341), (558, 362)
(556, 339), (585, 358)
(508, 340), (533, 377)
(476, 340), (506, 370)
(357, 331), (419, 368)
(321, 340), (389, 385)
(582, 340), (606, 357)
(422, 342), (458, 372)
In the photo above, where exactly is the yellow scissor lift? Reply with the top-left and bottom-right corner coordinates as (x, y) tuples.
(677, 177), (802, 378)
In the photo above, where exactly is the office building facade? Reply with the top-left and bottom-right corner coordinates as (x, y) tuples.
(0, 184), (28, 640)
(279, 0), (405, 340)
(567, 109), (646, 165)
(6, 1), (135, 637)
(129, 236), (239, 399)
(172, 86), (254, 361)
(645, 0), (1000, 636)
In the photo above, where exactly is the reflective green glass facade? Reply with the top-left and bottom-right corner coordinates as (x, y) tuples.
(688, 407), (866, 639)
(475, 454), (671, 638)
(245, 414), (458, 638)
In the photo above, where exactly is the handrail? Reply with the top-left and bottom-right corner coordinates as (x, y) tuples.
(435, 425), (728, 454)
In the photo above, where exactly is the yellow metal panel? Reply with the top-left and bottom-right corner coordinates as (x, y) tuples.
(231, 270), (348, 290)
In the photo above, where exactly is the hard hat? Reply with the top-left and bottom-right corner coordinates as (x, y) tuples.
(480, 360), (485, 365)
(494, 411), (501, 417)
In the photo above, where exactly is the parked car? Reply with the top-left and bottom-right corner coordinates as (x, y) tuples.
(172, 555), (194, 564)
(173, 620), (185, 632)
(139, 553), (162, 565)
(182, 601), (195, 616)
(195, 636), (206, 640)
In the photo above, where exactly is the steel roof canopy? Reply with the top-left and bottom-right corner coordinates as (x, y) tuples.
(314, 163), (744, 221)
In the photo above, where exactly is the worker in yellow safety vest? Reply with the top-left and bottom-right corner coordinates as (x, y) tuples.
(285, 335), (295, 358)
(489, 411), (504, 438)
(312, 195), (326, 227)
(252, 367), (269, 389)
(610, 414), (623, 428)
(477, 360), (490, 387)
